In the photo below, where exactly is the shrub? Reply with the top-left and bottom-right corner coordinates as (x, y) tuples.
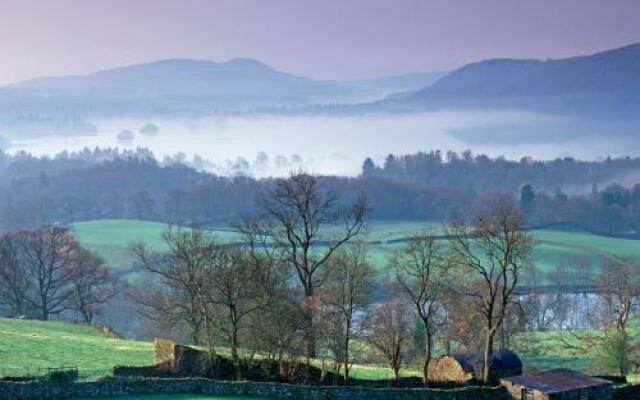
(42, 369), (78, 386)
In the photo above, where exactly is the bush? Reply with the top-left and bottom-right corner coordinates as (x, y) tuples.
(0, 375), (36, 382)
(42, 368), (78, 386)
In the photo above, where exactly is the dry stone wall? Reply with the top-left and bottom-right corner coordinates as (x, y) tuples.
(0, 377), (509, 400)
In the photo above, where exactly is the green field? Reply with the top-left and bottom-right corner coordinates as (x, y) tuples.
(0, 318), (153, 380)
(0, 318), (416, 382)
(0, 317), (635, 382)
(71, 219), (640, 284)
(71, 220), (242, 273)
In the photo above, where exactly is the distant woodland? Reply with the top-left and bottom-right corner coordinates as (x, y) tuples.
(1, 147), (639, 237)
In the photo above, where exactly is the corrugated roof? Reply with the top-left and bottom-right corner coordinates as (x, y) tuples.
(501, 369), (612, 393)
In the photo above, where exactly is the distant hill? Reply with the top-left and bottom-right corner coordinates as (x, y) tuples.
(0, 59), (444, 117)
(8, 58), (350, 114)
(388, 43), (640, 118)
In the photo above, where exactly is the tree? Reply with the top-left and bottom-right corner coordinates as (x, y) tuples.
(66, 248), (119, 323)
(362, 158), (376, 176)
(598, 261), (640, 376)
(133, 227), (214, 345)
(520, 184), (535, 212)
(392, 233), (448, 385)
(252, 172), (367, 358)
(366, 298), (411, 383)
(447, 200), (533, 382)
(204, 247), (272, 379)
(324, 243), (375, 383)
(19, 227), (78, 320)
(0, 233), (32, 317)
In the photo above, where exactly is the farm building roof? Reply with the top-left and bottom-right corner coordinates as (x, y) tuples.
(501, 369), (612, 393)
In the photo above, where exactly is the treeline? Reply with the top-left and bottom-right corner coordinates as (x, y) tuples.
(1, 147), (640, 237)
(521, 183), (640, 236)
(0, 149), (474, 230)
(363, 150), (640, 193)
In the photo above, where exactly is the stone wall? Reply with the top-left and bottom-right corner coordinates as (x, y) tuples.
(0, 377), (510, 400)
(613, 384), (640, 400)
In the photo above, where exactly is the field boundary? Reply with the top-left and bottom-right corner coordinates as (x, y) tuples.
(0, 377), (509, 400)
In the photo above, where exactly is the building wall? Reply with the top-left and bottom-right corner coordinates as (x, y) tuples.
(501, 380), (613, 400)
(548, 385), (612, 400)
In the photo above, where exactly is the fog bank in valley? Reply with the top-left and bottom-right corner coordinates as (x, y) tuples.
(6, 110), (638, 178)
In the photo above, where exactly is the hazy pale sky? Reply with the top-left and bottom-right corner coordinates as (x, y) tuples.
(1, 0), (639, 85)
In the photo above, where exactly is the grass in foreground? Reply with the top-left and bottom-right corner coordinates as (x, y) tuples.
(2, 317), (638, 384)
(0, 318), (153, 380)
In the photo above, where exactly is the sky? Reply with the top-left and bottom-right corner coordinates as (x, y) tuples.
(1, 0), (640, 85)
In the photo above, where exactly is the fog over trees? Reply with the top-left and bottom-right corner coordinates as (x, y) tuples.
(1, 147), (640, 238)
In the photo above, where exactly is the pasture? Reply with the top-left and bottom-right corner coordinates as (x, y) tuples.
(0, 318), (418, 382)
(71, 220), (640, 284)
(0, 318), (633, 382)
(0, 318), (153, 380)
(70, 219), (640, 284)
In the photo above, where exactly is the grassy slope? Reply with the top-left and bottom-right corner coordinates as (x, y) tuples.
(71, 219), (640, 284)
(0, 318), (415, 382)
(71, 220), (242, 273)
(0, 318), (153, 380)
(1, 317), (636, 382)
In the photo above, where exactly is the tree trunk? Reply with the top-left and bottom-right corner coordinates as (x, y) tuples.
(423, 321), (432, 387)
(231, 323), (241, 380)
(483, 330), (494, 383)
(343, 320), (350, 385)
(304, 300), (316, 359)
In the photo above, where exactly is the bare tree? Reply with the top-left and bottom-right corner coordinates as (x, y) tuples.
(19, 227), (77, 320)
(204, 247), (272, 379)
(324, 242), (375, 383)
(0, 233), (32, 317)
(250, 172), (367, 358)
(246, 296), (301, 363)
(366, 298), (412, 383)
(132, 227), (214, 345)
(66, 248), (119, 323)
(392, 233), (448, 385)
(447, 200), (533, 382)
(596, 261), (640, 376)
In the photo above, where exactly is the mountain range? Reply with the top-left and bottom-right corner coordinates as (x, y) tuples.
(1, 59), (444, 116)
(1, 43), (639, 135)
